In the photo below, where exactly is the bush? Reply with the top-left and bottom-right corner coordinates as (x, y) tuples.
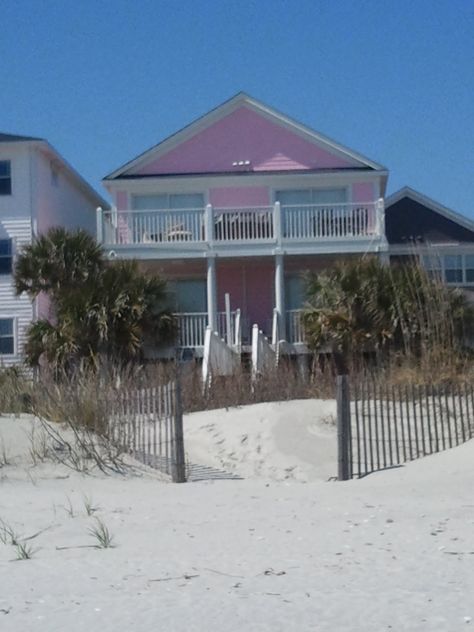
(0, 367), (33, 415)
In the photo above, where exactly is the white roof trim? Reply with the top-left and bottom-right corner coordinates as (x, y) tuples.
(104, 92), (386, 180)
(34, 141), (110, 209)
(385, 186), (474, 234)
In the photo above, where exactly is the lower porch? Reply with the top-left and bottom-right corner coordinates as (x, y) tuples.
(141, 253), (366, 354)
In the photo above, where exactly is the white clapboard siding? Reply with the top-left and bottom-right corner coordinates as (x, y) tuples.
(0, 217), (34, 367)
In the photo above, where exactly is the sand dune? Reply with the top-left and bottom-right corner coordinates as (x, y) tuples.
(1, 407), (473, 631)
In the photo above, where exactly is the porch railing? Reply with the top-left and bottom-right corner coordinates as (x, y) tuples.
(174, 310), (239, 348)
(175, 312), (207, 348)
(103, 208), (205, 245)
(99, 200), (384, 247)
(286, 309), (305, 344)
(282, 202), (376, 240)
(213, 206), (274, 242)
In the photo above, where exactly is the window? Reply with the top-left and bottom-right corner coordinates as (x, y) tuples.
(276, 188), (347, 205)
(0, 239), (13, 275)
(169, 280), (207, 312)
(0, 161), (12, 195)
(285, 276), (305, 310)
(0, 318), (14, 355)
(444, 255), (463, 284)
(132, 193), (205, 210)
(466, 255), (474, 283)
(422, 254), (442, 281)
(422, 253), (474, 285)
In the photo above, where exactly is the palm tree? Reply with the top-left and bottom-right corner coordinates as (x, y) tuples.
(14, 227), (103, 299)
(302, 257), (474, 374)
(15, 228), (176, 368)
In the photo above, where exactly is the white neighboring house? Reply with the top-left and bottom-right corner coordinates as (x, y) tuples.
(0, 132), (108, 367)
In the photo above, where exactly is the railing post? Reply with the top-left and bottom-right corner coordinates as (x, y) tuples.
(205, 204), (214, 246)
(207, 255), (218, 333)
(375, 197), (385, 236)
(96, 207), (103, 244)
(251, 324), (260, 382)
(234, 308), (241, 350)
(274, 253), (286, 340)
(225, 293), (232, 347)
(274, 201), (282, 245)
(336, 374), (351, 481)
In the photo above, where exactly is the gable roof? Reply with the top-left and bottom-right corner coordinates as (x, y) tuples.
(385, 186), (474, 234)
(1, 131), (109, 208)
(38, 141), (110, 209)
(0, 132), (44, 143)
(104, 92), (387, 180)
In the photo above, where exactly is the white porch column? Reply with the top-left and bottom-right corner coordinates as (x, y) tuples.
(207, 255), (218, 333)
(375, 197), (385, 236)
(96, 207), (103, 244)
(274, 253), (286, 341)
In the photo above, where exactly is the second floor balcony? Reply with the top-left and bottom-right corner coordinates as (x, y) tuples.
(97, 200), (386, 258)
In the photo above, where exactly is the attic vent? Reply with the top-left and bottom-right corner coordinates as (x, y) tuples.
(232, 160), (251, 167)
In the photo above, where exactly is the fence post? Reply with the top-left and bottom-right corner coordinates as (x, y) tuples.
(171, 376), (187, 483)
(336, 374), (351, 481)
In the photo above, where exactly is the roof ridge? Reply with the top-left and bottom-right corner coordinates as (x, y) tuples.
(0, 132), (44, 142)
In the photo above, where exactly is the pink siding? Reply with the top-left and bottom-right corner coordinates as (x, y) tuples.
(144, 260), (206, 279)
(217, 260), (274, 333)
(209, 186), (270, 207)
(133, 106), (355, 176)
(352, 182), (374, 202)
(116, 190), (128, 210)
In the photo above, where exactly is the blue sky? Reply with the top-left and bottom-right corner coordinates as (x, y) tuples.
(1, 0), (473, 215)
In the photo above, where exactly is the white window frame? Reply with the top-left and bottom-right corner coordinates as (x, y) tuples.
(0, 237), (13, 276)
(272, 185), (351, 206)
(131, 192), (206, 210)
(0, 316), (16, 357)
(0, 160), (12, 196)
(423, 252), (474, 286)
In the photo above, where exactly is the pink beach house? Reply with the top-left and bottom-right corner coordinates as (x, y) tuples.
(99, 93), (389, 355)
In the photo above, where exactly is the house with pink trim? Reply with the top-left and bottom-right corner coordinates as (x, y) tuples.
(100, 93), (388, 355)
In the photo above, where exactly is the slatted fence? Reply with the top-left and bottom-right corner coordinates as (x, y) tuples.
(337, 376), (474, 479)
(112, 381), (186, 482)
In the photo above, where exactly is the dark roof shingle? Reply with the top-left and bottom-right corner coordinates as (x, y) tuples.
(0, 132), (43, 143)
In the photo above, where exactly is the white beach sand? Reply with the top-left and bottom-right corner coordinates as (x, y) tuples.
(183, 399), (338, 481)
(0, 404), (473, 631)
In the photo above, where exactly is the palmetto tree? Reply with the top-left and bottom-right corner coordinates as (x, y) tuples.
(15, 229), (176, 368)
(14, 227), (103, 299)
(302, 258), (474, 374)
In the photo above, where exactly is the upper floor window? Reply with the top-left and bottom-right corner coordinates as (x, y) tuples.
(0, 161), (12, 195)
(132, 193), (204, 210)
(276, 188), (347, 206)
(0, 318), (14, 355)
(0, 239), (13, 274)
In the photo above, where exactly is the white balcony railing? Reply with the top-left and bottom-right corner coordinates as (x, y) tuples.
(213, 206), (274, 242)
(104, 208), (206, 245)
(98, 200), (384, 248)
(282, 203), (375, 240)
